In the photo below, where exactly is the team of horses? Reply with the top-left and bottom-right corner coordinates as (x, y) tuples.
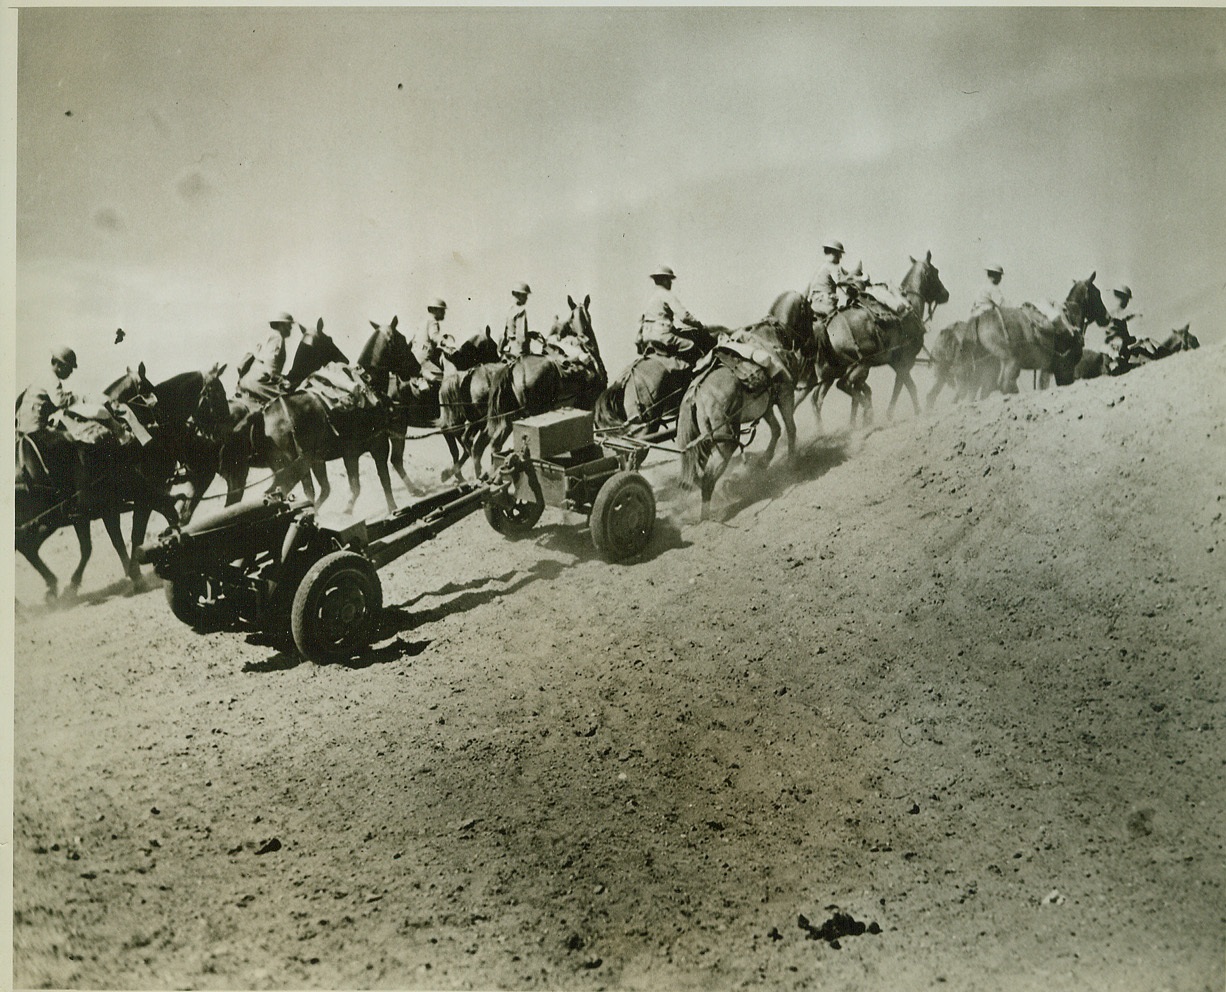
(15, 260), (1200, 597)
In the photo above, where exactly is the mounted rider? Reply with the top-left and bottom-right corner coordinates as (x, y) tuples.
(412, 298), (451, 385)
(236, 313), (294, 403)
(805, 239), (848, 328)
(1103, 284), (1154, 368)
(16, 346), (80, 435)
(501, 282), (544, 359)
(636, 265), (707, 365)
(970, 264), (1008, 317)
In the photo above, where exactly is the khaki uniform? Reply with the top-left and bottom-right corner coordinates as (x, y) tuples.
(502, 304), (531, 357)
(970, 282), (1007, 317)
(638, 287), (703, 358)
(412, 318), (448, 382)
(806, 260), (847, 318)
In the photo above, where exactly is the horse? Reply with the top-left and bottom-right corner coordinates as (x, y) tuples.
(967, 274), (1108, 393)
(676, 291), (817, 521)
(104, 363), (232, 526)
(483, 295), (607, 459)
(1133, 324), (1200, 362)
(16, 371), (183, 599)
(259, 317), (421, 514)
(925, 320), (1000, 408)
(813, 252), (950, 428)
(388, 326), (500, 484)
(593, 326), (721, 437)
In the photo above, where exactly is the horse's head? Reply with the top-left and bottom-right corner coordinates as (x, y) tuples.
(1065, 272), (1109, 330)
(550, 295), (605, 377)
(191, 362), (233, 440)
(104, 362), (154, 405)
(363, 316), (420, 380)
(448, 326), (500, 371)
(901, 251), (950, 314)
(1173, 324), (1199, 351)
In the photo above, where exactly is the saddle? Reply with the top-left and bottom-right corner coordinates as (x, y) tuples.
(49, 402), (139, 449)
(712, 347), (770, 394)
(296, 363), (382, 413)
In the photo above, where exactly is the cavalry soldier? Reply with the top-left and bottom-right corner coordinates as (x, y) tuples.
(236, 313), (294, 401)
(970, 263), (1007, 316)
(412, 298), (450, 384)
(805, 239), (847, 324)
(501, 282), (539, 358)
(16, 346), (79, 435)
(636, 265), (706, 364)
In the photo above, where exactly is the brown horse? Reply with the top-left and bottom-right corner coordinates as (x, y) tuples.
(676, 291), (817, 521)
(813, 252), (950, 428)
(389, 326), (500, 484)
(16, 369), (184, 599)
(968, 273), (1108, 392)
(593, 326), (721, 437)
(925, 320), (1000, 408)
(483, 295), (607, 458)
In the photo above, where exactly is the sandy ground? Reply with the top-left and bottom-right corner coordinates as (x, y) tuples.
(11, 351), (1225, 991)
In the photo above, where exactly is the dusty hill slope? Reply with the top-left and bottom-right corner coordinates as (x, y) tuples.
(12, 346), (1225, 991)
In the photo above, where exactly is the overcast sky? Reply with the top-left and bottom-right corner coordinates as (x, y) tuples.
(10, 6), (1226, 395)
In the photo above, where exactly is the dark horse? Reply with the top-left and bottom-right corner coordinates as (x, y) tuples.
(676, 291), (817, 521)
(1076, 323), (1200, 381)
(593, 326), (721, 437)
(269, 317), (421, 514)
(925, 320), (1000, 408)
(967, 273), (1108, 393)
(482, 295), (607, 461)
(389, 326), (500, 485)
(813, 252), (950, 428)
(16, 369), (185, 599)
(105, 363), (232, 527)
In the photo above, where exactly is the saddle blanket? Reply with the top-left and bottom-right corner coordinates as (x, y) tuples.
(862, 286), (910, 316)
(49, 402), (139, 448)
(696, 339), (788, 392)
(298, 363), (381, 412)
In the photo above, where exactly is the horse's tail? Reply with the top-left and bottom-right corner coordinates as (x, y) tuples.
(484, 362), (519, 448)
(437, 372), (469, 434)
(675, 384), (708, 492)
(593, 377), (627, 430)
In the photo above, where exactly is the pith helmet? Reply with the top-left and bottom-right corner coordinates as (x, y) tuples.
(986, 263), (1004, 276)
(427, 298), (447, 312)
(513, 282), (531, 296)
(823, 240), (845, 254)
(1113, 285), (1132, 300)
(269, 312), (295, 330)
(651, 265), (676, 280)
(52, 345), (77, 368)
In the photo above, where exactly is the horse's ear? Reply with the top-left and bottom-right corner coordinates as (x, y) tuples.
(925, 250), (932, 263)
(370, 320), (379, 330)
(909, 255), (916, 264)
(317, 318), (324, 332)
(138, 361), (146, 378)
(1088, 271), (1096, 283)
(390, 315), (398, 331)
(567, 295), (576, 311)
(216, 362), (227, 377)
(583, 294), (590, 310)
(484, 325), (492, 336)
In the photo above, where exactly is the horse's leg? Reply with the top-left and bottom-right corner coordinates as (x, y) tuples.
(369, 435), (398, 514)
(888, 365), (921, 419)
(127, 504), (152, 587)
(851, 368), (874, 426)
(100, 512), (135, 588)
(18, 536), (60, 601)
(389, 433), (420, 496)
(700, 438), (739, 522)
(64, 517), (98, 594)
(835, 377), (860, 426)
(998, 357), (1022, 394)
(341, 455), (362, 515)
(811, 379), (835, 433)
(441, 432), (466, 484)
(1037, 370), (1053, 390)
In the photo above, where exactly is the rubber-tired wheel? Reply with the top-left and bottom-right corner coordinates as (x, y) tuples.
(165, 574), (224, 628)
(484, 497), (545, 537)
(589, 471), (655, 561)
(290, 550), (383, 663)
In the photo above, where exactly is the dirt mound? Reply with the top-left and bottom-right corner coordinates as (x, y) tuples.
(13, 347), (1224, 990)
